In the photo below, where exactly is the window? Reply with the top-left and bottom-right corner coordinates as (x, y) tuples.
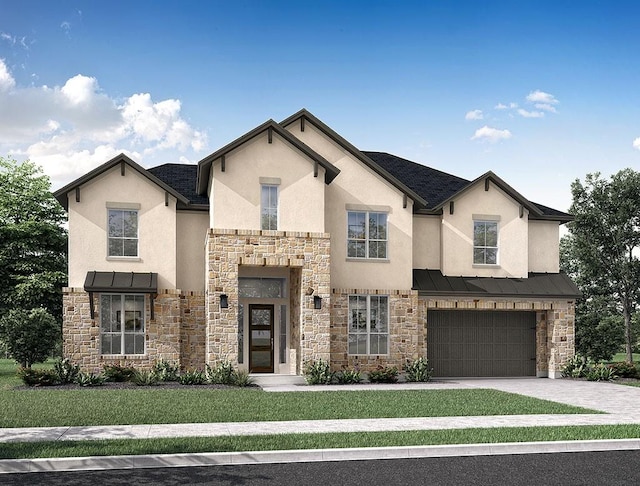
(261, 184), (278, 230)
(348, 295), (388, 355)
(473, 221), (498, 264)
(108, 209), (138, 257)
(347, 211), (388, 259)
(100, 294), (145, 355)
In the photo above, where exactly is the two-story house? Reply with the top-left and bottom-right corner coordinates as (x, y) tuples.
(54, 109), (580, 379)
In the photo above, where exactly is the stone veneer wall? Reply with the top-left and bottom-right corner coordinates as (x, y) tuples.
(62, 287), (206, 373)
(205, 229), (331, 371)
(419, 297), (575, 378)
(330, 289), (422, 372)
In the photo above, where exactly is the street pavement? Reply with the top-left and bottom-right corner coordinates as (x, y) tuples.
(2, 378), (640, 474)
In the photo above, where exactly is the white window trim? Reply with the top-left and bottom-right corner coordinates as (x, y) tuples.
(107, 208), (140, 259)
(346, 210), (389, 260)
(100, 293), (146, 356)
(348, 294), (389, 356)
(473, 220), (499, 266)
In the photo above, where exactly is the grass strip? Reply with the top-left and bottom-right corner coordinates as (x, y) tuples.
(2, 425), (640, 460)
(0, 388), (597, 428)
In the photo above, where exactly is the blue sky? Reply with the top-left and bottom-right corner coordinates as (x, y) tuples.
(1, 0), (639, 212)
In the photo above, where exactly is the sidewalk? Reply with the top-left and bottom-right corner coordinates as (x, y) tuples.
(3, 378), (640, 473)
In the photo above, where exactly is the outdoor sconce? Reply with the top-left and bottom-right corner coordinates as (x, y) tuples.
(220, 294), (229, 309)
(314, 295), (322, 310)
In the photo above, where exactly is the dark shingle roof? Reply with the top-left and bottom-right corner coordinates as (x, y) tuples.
(413, 269), (581, 299)
(148, 164), (209, 207)
(363, 151), (571, 220)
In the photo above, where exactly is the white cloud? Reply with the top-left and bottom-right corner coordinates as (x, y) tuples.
(517, 109), (544, 118)
(465, 109), (483, 121)
(494, 103), (508, 110)
(526, 90), (559, 109)
(0, 59), (208, 188)
(471, 126), (512, 143)
(633, 137), (640, 150)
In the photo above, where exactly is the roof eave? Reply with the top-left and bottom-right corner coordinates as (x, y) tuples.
(281, 109), (428, 210)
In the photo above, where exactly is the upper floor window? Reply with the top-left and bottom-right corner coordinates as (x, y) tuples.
(108, 209), (138, 257)
(261, 184), (278, 230)
(347, 211), (388, 259)
(473, 220), (498, 265)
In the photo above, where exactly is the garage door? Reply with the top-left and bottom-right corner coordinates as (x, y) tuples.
(427, 311), (536, 377)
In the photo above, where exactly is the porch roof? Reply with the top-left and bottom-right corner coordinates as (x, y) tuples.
(84, 271), (158, 294)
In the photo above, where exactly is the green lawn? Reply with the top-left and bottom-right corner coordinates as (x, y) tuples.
(3, 425), (640, 460)
(611, 352), (640, 363)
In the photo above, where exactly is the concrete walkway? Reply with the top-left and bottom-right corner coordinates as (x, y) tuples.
(3, 378), (640, 474)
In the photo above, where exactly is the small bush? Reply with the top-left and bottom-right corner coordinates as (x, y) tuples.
(404, 357), (433, 382)
(153, 360), (180, 382)
(303, 359), (334, 385)
(75, 372), (105, 387)
(586, 363), (617, 382)
(132, 370), (161, 386)
(368, 365), (399, 383)
(561, 355), (595, 378)
(206, 361), (236, 385)
(18, 367), (59, 387)
(103, 364), (136, 382)
(608, 361), (639, 378)
(335, 367), (362, 384)
(233, 370), (255, 387)
(179, 369), (207, 385)
(53, 358), (80, 384)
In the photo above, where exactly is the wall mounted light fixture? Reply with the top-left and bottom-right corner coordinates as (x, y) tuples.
(220, 294), (229, 309)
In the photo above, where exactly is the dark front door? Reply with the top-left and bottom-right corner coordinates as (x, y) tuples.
(249, 304), (274, 373)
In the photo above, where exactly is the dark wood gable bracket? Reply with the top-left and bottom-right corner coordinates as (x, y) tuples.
(84, 271), (158, 320)
(484, 178), (490, 191)
(403, 194), (408, 209)
(314, 160), (318, 178)
(221, 155), (226, 172)
(121, 161), (126, 176)
(519, 205), (524, 218)
(75, 187), (80, 203)
(300, 117), (305, 132)
(449, 201), (454, 214)
(165, 191), (169, 207)
(268, 127), (273, 143)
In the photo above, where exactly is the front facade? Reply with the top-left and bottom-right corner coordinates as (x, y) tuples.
(55, 109), (580, 379)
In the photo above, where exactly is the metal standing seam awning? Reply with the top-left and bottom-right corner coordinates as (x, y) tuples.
(83, 271), (159, 319)
(412, 269), (582, 300)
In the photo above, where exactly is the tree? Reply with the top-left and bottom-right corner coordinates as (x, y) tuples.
(0, 308), (61, 368)
(565, 169), (640, 362)
(0, 156), (67, 364)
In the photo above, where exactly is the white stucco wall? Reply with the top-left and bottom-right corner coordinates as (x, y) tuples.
(441, 181), (529, 278)
(413, 215), (441, 269)
(286, 122), (413, 290)
(176, 210), (209, 291)
(67, 166), (178, 290)
(209, 132), (326, 233)
(528, 220), (560, 273)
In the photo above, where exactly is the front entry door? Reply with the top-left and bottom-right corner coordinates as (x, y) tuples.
(249, 304), (274, 373)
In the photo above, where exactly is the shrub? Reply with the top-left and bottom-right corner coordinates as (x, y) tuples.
(179, 369), (207, 385)
(561, 355), (594, 378)
(18, 367), (59, 386)
(0, 308), (60, 368)
(335, 367), (362, 384)
(75, 372), (105, 387)
(586, 363), (617, 382)
(233, 370), (255, 387)
(303, 359), (334, 385)
(368, 365), (399, 383)
(404, 357), (433, 382)
(608, 361), (639, 378)
(132, 370), (161, 386)
(206, 361), (236, 385)
(103, 364), (137, 382)
(153, 360), (180, 382)
(54, 358), (80, 384)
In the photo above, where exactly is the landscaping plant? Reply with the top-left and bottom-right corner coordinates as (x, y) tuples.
(368, 365), (399, 383)
(303, 359), (334, 385)
(103, 364), (136, 382)
(179, 369), (207, 385)
(53, 358), (80, 384)
(18, 367), (59, 387)
(153, 360), (180, 382)
(404, 357), (433, 382)
(335, 367), (362, 384)
(132, 370), (161, 386)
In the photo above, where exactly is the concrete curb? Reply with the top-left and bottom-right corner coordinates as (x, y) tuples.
(3, 439), (640, 474)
